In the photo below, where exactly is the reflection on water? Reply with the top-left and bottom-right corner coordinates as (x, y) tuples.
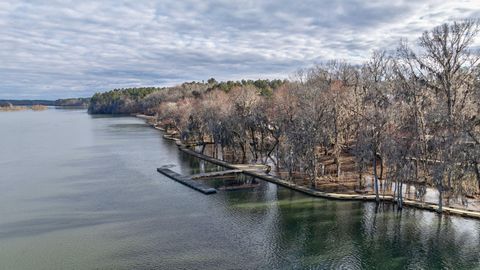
(0, 109), (479, 270)
(196, 174), (260, 191)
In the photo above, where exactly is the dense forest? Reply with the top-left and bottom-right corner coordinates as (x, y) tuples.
(54, 98), (90, 107)
(89, 21), (480, 212)
(88, 79), (286, 114)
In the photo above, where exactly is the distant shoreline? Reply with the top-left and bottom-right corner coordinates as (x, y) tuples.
(0, 104), (48, 112)
(0, 97), (90, 107)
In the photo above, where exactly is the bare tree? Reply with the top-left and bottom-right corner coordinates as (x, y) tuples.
(401, 20), (480, 211)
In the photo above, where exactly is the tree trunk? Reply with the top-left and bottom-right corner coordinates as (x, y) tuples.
(447, 170), (452, 194)
(373, 156), (380, 203)
(359, 170), (363, 189)
(397, 179), (403, 209)
(275, 143), (280, 171)
(265, 139), (279, 165)
(414, 159), (419, 183)
(250, 128), (258, 162)
(438, 181), (443, 213)
(393, 178), (397, 200)
(221, 145), (225, 161)
(475, 162), (480, 192)
(335, 157), (341, 178)
(239, 141), (246, 163)
(379, 158), (384, 179)
(260, 131), (265, 162)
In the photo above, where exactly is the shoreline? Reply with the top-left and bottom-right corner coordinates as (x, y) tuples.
(138, 115), (480, 220)
(0, 105), (48, 112)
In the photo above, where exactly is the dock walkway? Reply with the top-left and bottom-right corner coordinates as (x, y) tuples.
(177, 147), (480, 219)
(190, 169), (243, 179)
(157, 166), (217, 195)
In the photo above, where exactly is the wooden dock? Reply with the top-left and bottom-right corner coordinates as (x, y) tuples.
(156, 167), (217, 195)
(177, 147), (480, 219)
(190, 169), (243, 179)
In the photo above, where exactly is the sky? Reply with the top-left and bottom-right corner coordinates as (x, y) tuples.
(0, 1), (479, 99)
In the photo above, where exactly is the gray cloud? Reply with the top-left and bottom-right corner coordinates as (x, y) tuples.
(0, 0), (479, 99)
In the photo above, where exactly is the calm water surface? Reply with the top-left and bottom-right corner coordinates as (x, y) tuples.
(0, 109), (479, 270)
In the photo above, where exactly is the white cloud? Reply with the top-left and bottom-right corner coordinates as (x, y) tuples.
(0, 0), (479, 99)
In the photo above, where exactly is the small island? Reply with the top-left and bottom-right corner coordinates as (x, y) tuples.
(0, 98), (90, 112)
(0, 102), (48, 112)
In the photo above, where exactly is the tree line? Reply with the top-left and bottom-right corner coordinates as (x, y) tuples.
(89, 20), (480, 212)
(88, 79), (286, 114)
(0, 98), (90, 107)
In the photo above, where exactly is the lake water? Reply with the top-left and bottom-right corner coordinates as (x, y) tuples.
(0, 109), (479, 270)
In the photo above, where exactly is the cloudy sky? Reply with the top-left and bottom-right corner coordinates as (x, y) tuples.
(0, 0), (479, 99)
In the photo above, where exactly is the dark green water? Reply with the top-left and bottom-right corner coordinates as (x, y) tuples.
(0, 109), (479, 270)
